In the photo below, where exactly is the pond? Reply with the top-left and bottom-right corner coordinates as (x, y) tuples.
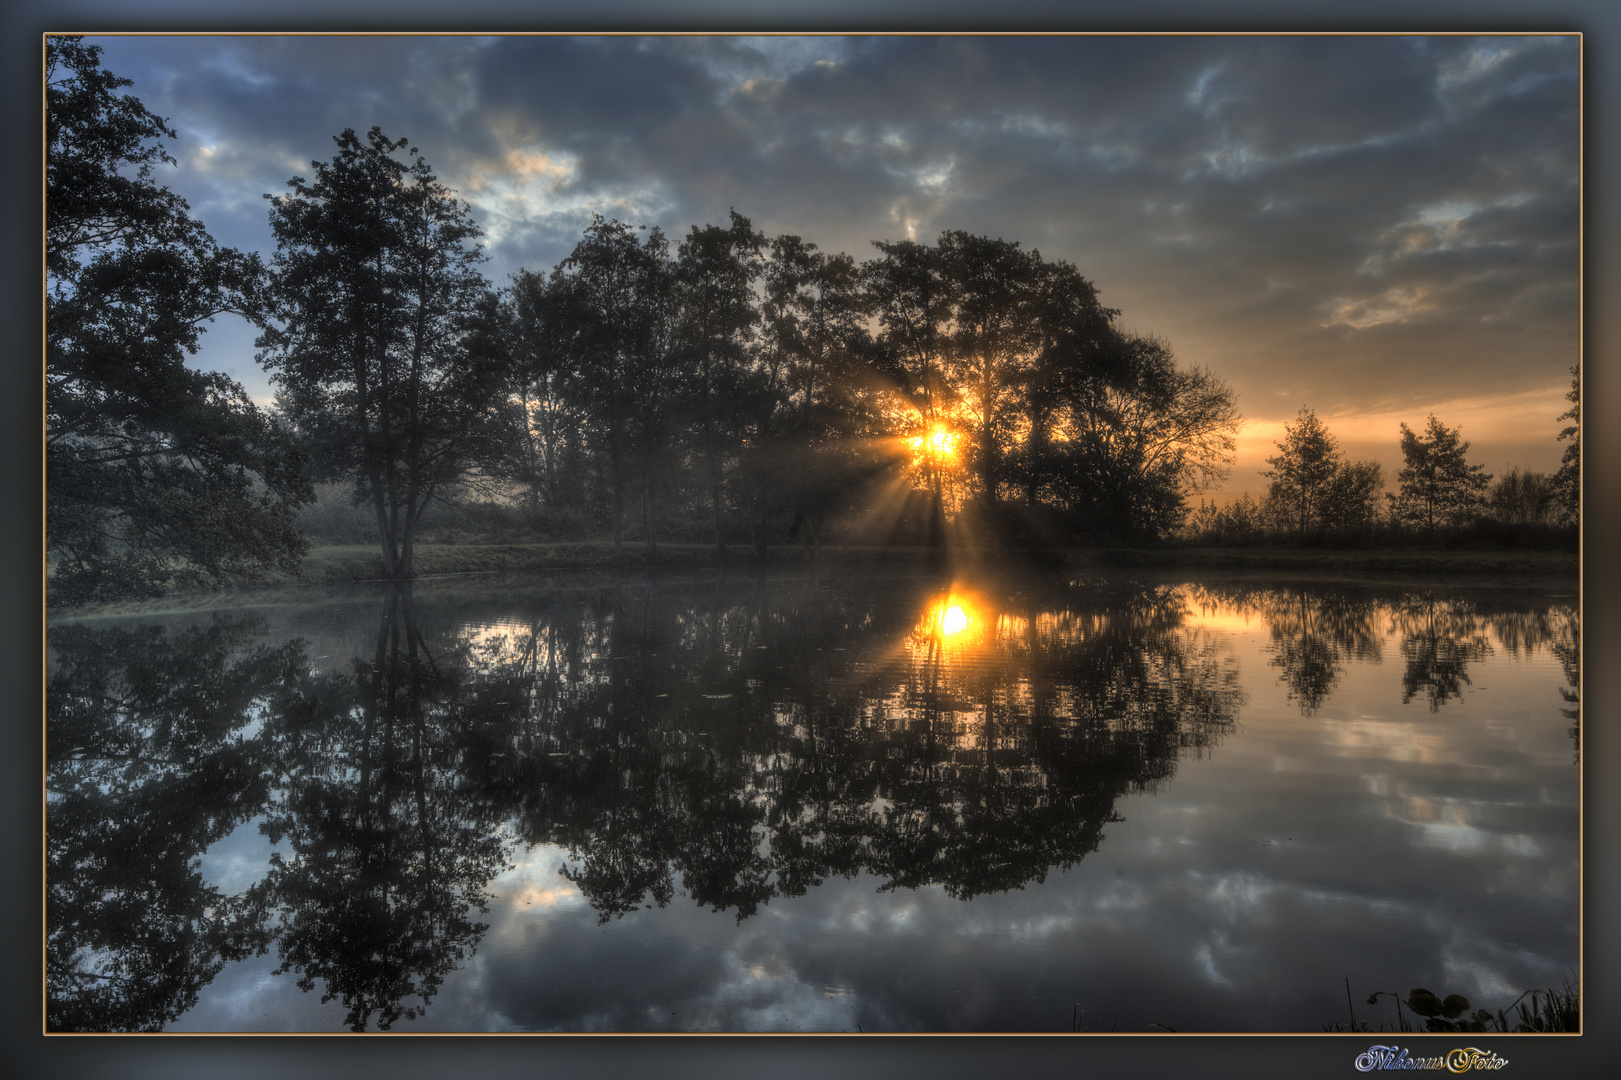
(45, 567), (1580, 1033)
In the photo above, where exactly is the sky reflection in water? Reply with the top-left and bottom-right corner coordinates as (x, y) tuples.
(46, 571), (1578, 1033)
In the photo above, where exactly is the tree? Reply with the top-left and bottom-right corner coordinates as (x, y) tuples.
(1390, 414), (1492, 531)
(758, 233), (877, 553)
(864, 238), (957, 539)
(1262, 408), (1344, 533)
(937, 230), (1044, 505)
(1488, 467), (1557, 525)
(502, 268), (587, 515)
(673, 212), (765, 552)
(259, 127), (508, 579)
(1055, 332), (1240, 540)
(1553, 364), (1579, 522)
(46, 37), (309, 605)
(544, 216), (677, 551)
(1320, 459), (1385, 529)
(1015, 258), (1117, 508)
(1259, 407), (1383, 534)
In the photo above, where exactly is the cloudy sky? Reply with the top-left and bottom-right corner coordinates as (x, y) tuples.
(83, 32), (1580, 501)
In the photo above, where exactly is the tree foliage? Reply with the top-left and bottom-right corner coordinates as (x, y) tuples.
(1261, 407), (1382, 534)
(490, 223), (1236, 547)
(46, 37), (309, 605)
(1488, 467), (1557, 525)
(674, 211), (766, 550)
(259, 127), (509, 578)
(541, 216), (678, 550)
(1390, 414), (1492, 531)
(1055, 333), (1239, 539)
(1553, 364), (1579, 522)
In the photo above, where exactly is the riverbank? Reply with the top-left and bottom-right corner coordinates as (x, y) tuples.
(47, 540), (1578, 619)
(1087, 546), (1578, 577)
(292, 540), (943, 584)
(294, 540), (1578, 583)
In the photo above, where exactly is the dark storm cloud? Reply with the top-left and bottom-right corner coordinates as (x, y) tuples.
(88, 32), (1580, 491)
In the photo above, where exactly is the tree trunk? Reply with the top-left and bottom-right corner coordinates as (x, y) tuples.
(642, 485), (657, 557)
(371, 485), (397, 578)
(752, 504), (769, 557)
(712, 474), (725, 556)
(611, 480), (623, 552)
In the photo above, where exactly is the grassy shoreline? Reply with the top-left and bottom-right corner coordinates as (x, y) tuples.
(46, 540), (1578, 620)
(1091, 545), (1577, 576)
(292, 540), (1577, 581)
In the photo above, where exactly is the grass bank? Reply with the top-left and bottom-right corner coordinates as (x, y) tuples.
(48, 540), (1579, 619)
(290, 540), (945, 585)
(296, 541), (1576, 582)
(1086, 546), (1577, 577)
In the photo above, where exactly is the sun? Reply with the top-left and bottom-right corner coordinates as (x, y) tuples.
(909, 425), (960, 464)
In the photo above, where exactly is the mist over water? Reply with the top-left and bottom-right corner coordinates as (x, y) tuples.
(47, 569), (1578, 1032)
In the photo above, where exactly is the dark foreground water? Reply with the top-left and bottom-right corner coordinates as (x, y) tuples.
(45, 568), (1579, 1033)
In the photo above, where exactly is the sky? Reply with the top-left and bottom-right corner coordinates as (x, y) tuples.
(81, 32), (1581, 503)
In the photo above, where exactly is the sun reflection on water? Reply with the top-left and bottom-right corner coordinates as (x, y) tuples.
(918, 591), (983, 645)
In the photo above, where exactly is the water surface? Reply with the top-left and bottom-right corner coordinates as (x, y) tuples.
(46, 568), (1579, 1032)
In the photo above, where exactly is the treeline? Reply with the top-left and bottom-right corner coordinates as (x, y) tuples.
(46, 40), (1240, 603)
(1184, 392), (1579, 548)
(261, 129), (1241, 577)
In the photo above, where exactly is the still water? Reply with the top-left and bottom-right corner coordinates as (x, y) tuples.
(46, 568), (1579, 1033)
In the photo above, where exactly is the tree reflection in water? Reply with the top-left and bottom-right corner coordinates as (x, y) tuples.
(258, 584), (513, 1031)
(1191, 583), (1575, 720)
(46, 618), (297, 1031)
(45, 574), (1577, 1031)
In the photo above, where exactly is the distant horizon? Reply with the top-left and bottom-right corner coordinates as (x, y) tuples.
(78, 32), (1580, 505)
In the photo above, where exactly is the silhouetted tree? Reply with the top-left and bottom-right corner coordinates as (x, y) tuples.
(1320, 459), (1385, 529)
(1262, 407), (1382, 534)
(1262, 408), (1340, 532)
(760, 233), (880, 553)
(938, 231), (1043, 505)
(1390, 415), (1492, 531)
(1487, 467), (1557, 525)
(503, 268), (589, 514)
(46, 37), (309, 605)
(1015, 258), (1118, 508)
(674, 212), (765, 552)
(498, 217), (1242, 548)
(1056, 333), (1240, 540)
(260, 127), (508, 578)
(865, 238), (958, 541)
(1553, 364), (1579, 523)
(546, 216), (676, 550)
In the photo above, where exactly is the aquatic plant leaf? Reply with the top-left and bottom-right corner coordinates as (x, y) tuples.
(1441, 994), (1470, 1018)
(1406, 988), (1445, 1017)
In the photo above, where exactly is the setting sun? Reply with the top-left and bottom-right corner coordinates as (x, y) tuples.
(909, 425), (960, 464)
(939, 603), (969, 635)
